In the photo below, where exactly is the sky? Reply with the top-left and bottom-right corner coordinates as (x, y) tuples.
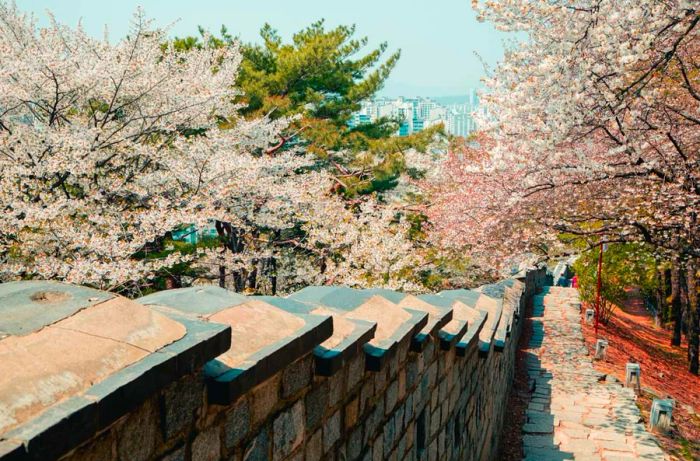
(15, 0), (512, 97)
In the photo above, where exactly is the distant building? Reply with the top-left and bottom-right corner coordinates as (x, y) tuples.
(351, 93), (480, 137)
(348, 112), (371, 128)
(398, 120), (411, 137)
(412, 117), (424, 133)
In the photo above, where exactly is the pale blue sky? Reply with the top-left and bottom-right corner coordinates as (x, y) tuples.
(15, 0), (511, 97)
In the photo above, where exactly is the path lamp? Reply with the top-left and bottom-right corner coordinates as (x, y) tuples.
(585, 309), (595, 325)
(649, 399), (674, 433)
(594, 339), (608, 360)
(625, 363), (641, 394)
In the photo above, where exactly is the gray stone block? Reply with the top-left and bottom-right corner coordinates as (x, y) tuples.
(224, 398), (251, 449)
(243, 429), (270, 461)
(191, 426), (221, 461)
(323, 410), (341, 453)
(282, 356), (313, 399)
(405, 393), (415, 423)
(328, 370), (346, 408)
(272, 401), (304, 461)
(372, 435), (383, 461)
(426, 362), (438, 390)
(430, 408), (440, 438)
(375, 368), (388, 393)
(385, 379), (399, 415)
(422, 340), (435, 363)
(363, 398), (384, 444)
(395, 404), (405, 435)
(419, 374), (431, 406)
(251, 374), (280, 426)
(116, 399), (160, 461)
(359, 378), (375, 415)
(388, 353), (399, 379)
(345, 397), (359, 430)
(348, 354), (365, 389)
(305, 381), (329, 430)
(383, 413), (396, 453)
(346, 425), (363, 461)
(161, 375), (203, 440)
(305, 429), (323, 461)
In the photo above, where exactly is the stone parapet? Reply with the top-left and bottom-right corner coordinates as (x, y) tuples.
(0, 281), (230, 461)
(0, 268), (547, 461)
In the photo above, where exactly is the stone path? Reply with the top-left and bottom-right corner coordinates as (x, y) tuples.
(521, 286), (668, 461)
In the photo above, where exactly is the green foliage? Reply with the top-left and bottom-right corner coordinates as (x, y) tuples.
(237, 21), (397, 121)
(407, 212), (428, 241)
(163, 21), (449, 293)
(172, 20), (443, 197)
(127, 234), (221, 296)
(414, 245), (485, 291)
(573, 243), (658, 321)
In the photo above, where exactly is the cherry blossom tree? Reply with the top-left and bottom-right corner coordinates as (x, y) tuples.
(428, 1), (700, 262)
(426, 0), (699, 370)
(467, 0), (699, 257)
(0, 3), (434, 294)
(0, 4), (281, 287)
(198, 169), (430, 294)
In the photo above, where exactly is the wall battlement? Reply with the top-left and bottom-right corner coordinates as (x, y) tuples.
(0, 268), (547, 461)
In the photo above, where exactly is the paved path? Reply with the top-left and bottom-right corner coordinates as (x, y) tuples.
(521, 286), (667, 461)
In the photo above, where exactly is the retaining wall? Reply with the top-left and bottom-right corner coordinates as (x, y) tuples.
(0, 268), (546, 461)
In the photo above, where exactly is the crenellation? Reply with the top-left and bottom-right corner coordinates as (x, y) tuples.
(0, 268), (548, 461)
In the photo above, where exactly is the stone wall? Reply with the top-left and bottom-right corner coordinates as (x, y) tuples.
(0, 269), (546, 461)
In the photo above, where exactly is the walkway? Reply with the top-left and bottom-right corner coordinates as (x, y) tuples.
(521, 286), (668, 461)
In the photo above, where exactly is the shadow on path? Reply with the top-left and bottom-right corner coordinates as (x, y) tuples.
(519, 286), (668, 461)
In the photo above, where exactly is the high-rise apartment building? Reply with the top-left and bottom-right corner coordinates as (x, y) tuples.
(348, 93), (481, 137)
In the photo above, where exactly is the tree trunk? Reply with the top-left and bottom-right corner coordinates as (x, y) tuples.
(671, 262), (683, 347)
(268, 257), (277, 296)
(233, 269), (245, 292)
(687, 259), (699, 375)
(680, 270), (690, 361)
(663, 268), (672, 322)
(215, 221), (248, 292)
(219, 265), (226, 288)
(655, 268), (666, 327)
(246, 259), (258, 292)
(164, 275), (180, 290)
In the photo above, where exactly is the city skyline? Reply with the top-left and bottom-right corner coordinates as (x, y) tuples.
(15, 0), (513, 97)
(350, 92), (481, 138)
